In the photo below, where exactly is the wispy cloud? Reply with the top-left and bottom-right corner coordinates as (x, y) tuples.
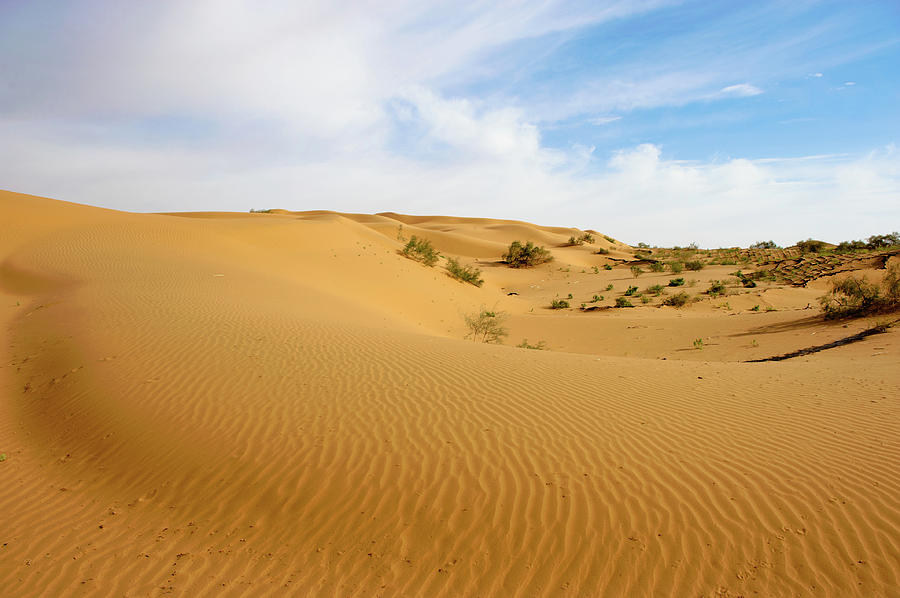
(719, 83), (764, 97)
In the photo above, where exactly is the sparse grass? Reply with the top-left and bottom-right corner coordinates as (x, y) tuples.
(661, 291), (690, 307)
(603, 235), (616, 244)
(517, 339), (547, 350)
(819, 264), (900, 319)
(641, 295), (652, 304)
(693, 338), (704, 350)
(594, 247), (610, 255)
(615, 297), (634, 308)
(464, 308), (508, 343)
(668, 277), (685, 287)
(590, 294), (603, 302)
(550, 298), (570, 309)
(503, 240), (553, 268)
(445, 257), (484, 287)
(592, 266), (600, 274)
(402, 235), (439, 266)
(568, 232), (595, 245)
(630, 265), (644, 278)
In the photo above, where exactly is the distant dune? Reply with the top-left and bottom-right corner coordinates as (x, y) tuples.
(1, 189), (898, 597)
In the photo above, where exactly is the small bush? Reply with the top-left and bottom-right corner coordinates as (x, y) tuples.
(630, 265), (644, 278)
(668, 277), (685, 287)
(604, 264), (613, 271)
(605, 283), (614, 291)
(464, 308), (508, 343)
(645, 284), (665, 296)
(445, 257), (484, 287)
(624, 285), (639, 296)
(668, 261), (684, 274)
(685, 260), (704, 271)
(402, 235), (439, 266)
(590, 294), (603, 303)
(649, 262), (665, 272)
(503, 240), (553, 268)
(819, 265), (900, 319)
(750, 240), (778, 249)
(603, 235), (616, 244)
(640, 295), (652, 304)
(662, 292), (690, 307)
(707, 280), (727, 297)
(615, 297), (634, 308)
(517, 339), (547, 350)
(693, 338), (704, 350)
(750, 304), (760, 311)
(550, 298), (570, 309)
(594, 247), (610, 255)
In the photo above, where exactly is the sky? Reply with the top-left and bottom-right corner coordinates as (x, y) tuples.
(1, 0), (898, 247)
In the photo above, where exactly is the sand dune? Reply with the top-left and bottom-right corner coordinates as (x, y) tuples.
(1, 190), (898, 596)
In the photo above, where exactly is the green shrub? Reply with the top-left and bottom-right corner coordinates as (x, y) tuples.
(819, 265), (900, 319)
(517, 339), (547, 350)
(662, 291), (690, 307)
(630, 265), (644, 278)
(624, 285), (638, 296)
(649, 262), (665, 272)
(594, 247), (610, 255)
(402, 235), (439, 266)
(668, 261), (684, 274)
(645, 284), (665, 296)
(640, 295), (652, 304)
(550, 298), (570, 309)
(693, 338), (704, 350)
(615, 297), (634, 308)
(604, 264), (613, 271)
(605, 283), (614, 291)
(502, 240), (553, 268)
(445, 257), (484, 287)
(750, 240), (778, 249)
(707, 280), (727, 297)
(464, 308), (508, 343)
(590, 294), (603, 303)
(603, 235), (616, 244)
(668, 277), (685, 287)
(685, 260), (704, 271)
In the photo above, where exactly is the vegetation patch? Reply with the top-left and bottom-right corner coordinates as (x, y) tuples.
(550, 298), (570, 309)
(615, 297), (634, 308)
(464, 308), (508, 343)
(503, 240), (553, 268)
(402, 235), (439, 266)
(668, 277), (685, 287)
(819, 265), (900, 319)
(445, 257), (484, 287)
(662, 291), (690, 307)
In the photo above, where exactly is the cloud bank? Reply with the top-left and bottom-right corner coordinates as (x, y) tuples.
(1, 0), (897, 247)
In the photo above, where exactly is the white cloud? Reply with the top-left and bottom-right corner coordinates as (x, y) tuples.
(589, 116), (623, 125)
(719, 83), (764, 97)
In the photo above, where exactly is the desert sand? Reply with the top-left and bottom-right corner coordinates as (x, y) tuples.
(1, 189), (898, 597)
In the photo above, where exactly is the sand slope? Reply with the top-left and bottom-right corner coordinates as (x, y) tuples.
(1, 190), (898, 597)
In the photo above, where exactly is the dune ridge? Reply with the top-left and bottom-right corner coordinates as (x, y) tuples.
(1, 190), (898, 596)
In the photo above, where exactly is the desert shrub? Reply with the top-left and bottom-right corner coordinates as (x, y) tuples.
(750, 240), (778, 249)
(550, 298), (570, 309)
(630, 265), (644, 278)
(464, 308), (508, 343)
(684, 260), (704, 271)
(567, 232), (594, 246)
(615, 297), (634, 308)
(605, 283), (614, 291)
(517, 339), (547, 350)
(402, 235), (439, 266)
(649, 262), (665, 272)
(668, 277), (685, 287)
(835, 240), (867, 253)
(668, 261), (684, 274)
(641, 295), (652, 304)
(693, 338), (704, 350)
(603, 235), (616, 244)
(819, 265), (900, 319)
(662, 291), (690, 307)
(707, 280), (727, 297)
(624, 285), (638, 296)
(866, 232), (900, 249)
(445, 257), (484, 287)
(796, 238), (826, 253)
(503, 240), (553, 268)
(604, 264), (613, 270)
(590, 294), (603, 302)
(645, 284), (665, 296)
(594, 247), (610, 255)
(636, 242), (650, 249)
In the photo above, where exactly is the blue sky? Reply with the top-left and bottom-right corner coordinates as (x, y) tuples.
(1, 0), (898, 246)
